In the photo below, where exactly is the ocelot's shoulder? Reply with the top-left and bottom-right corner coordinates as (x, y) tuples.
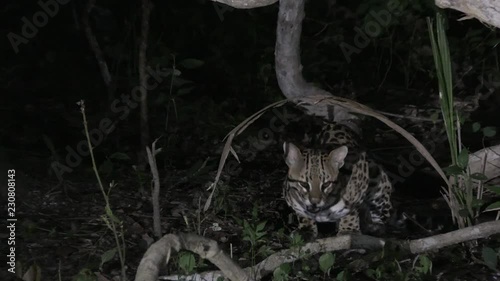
(317, 121), (360, 148)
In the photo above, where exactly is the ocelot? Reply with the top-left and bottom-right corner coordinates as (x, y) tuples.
(283, 121), (393, 238)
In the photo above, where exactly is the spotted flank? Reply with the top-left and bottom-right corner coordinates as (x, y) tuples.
(282, 121), (393, 239)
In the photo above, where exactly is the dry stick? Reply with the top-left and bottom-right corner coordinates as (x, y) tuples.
(82, 0), (114, 103)
(203, 100), (288, 211)
(146, 138), (163, 239)
(138, 0), (153, 166)
(79, 100), (127, 281)
(136, 220), (500, 281)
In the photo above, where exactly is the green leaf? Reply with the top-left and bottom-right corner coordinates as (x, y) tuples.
(319, 252), (335, 273)
(443, 165), (463, 175)
(472, 122), (481, 132)
(179, 58), (204, 69)
(109, 152), (130, 160)
(256, 221), (267, 232)
(290, 232), (304, 247)
(416, 255), (432, 274)
(100, 248), (117, 268)
(483, 127), (497, 137)
(178, 251), (196, 274)
(457, 148), (469, 168)
(485, 201), (500, 211)
(485, 185), (500, 195)
(336, 270), (346, 281)
(482, 246), (498, 270)
(273, 263), (290, 281)
(470, 173), (488, 181)
(471, 198), (484, 208)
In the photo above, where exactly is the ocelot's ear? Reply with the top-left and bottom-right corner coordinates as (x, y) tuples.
(283, 142), (303, 168)
(328, 146), (348, 168)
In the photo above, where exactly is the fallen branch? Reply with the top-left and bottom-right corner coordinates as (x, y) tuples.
(436, 0), (500, 28)
(135, 220), (500, 281)
(211, 0), (277, 9)
(135, 233), (252, 281)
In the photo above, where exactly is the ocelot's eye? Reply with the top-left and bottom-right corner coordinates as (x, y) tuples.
(321, 181), (334, 190)
(299, 182), (310, 190)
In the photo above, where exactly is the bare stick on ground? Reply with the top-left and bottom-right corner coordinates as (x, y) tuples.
(146, 138), (163, 239)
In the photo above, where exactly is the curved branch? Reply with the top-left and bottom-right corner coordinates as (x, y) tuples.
(137, 221), (500, 281)
(134, 233), (252, 281)
(275, 0), (358, 128)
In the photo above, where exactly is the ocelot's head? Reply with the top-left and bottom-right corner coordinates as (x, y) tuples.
(283, 142), (348, 213)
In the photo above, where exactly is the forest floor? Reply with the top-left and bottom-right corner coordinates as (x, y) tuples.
(7, 104), (500, 281)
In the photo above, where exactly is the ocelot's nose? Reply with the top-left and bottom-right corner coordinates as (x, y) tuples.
(309, 196), (321, 205)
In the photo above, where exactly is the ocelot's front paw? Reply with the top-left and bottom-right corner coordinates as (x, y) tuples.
(295, 217), (318, 242)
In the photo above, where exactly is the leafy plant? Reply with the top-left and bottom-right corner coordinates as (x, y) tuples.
(319, 252), (336, 277)
(242, 219), (270, 266)
(427, 13), (492, 228)
(481, 246), (499, 271)
(178, 251), (197, 275)
(319, 252), (335, 273)
(413, 254), (432, 275)
(235, 203), (273, 278)
(273, 263), (291, 281)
